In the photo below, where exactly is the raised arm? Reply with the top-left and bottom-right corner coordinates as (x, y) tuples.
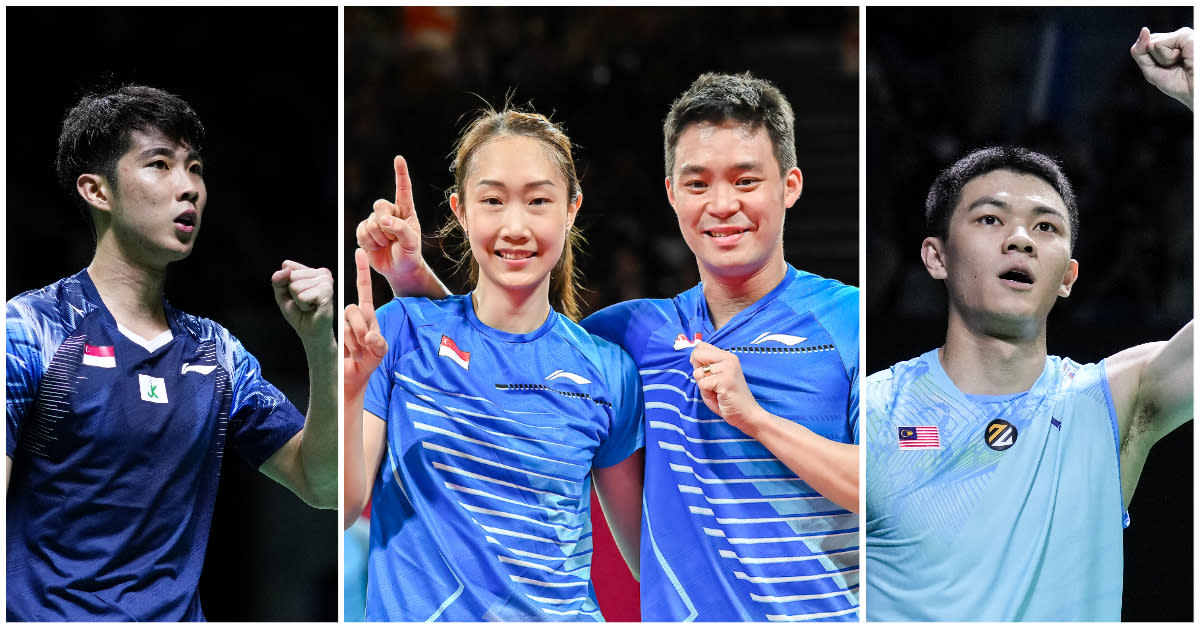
(1106, 321), (1193, 506)
(259, 261), (338, 508)
(343, 249), (391, 529)
(1131, 26), (1194, 111)
(1107, 26), (1196, 506)
(357, 155), (450, 299)
(689, 342), (859, 513)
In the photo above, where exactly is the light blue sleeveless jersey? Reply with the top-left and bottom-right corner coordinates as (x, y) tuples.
(864, 349), (1126, 621)
(584, 266), (860, 622)
(362, 294), (643, 621)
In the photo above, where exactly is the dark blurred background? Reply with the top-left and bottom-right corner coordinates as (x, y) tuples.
(867, 6), (1193, 621)
(5, 8), (337, 621)
(343, 6), (860, 621)
(345, 6), (861, 305)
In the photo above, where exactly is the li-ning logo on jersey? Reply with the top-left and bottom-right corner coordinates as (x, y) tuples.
(985, 419), (1017, 451)
(750, 333), (806, 346)
(138, 374), (169, 404)
(82, 344), (115, 368)
(673, 332), (702, 350)
(439, 335), (470, 370)
(546, 370), (592, 385)
(182, 362), (217, 375)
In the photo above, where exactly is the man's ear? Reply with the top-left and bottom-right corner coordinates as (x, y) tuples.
(921, 236), (948, 280)
(664, 176), (677, 215)
(1058, 259), (1080, 298)
(783, 166), (803, 208)
(76, 173), (113, 213)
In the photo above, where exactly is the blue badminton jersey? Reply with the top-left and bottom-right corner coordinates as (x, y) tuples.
(5, 270), (305, 621)
(362, 294), (643, 621)
(864, 349), (1125, 621)
(583, 266), (861, 622)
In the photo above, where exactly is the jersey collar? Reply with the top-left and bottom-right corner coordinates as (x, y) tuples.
(78, 268), (187, 340)
(462, 291), (558, 343)
(695, 264), (799, 336)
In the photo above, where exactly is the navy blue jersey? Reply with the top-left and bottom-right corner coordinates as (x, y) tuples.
(6, 270), (305, 621)
(583, 266), (860, 621)
(362, 294), (643, 621)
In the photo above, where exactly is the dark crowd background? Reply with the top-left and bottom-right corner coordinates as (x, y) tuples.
(5, 8), (337, 621)
(344, 6), (860, 621)
(867, 6), (1194, 621)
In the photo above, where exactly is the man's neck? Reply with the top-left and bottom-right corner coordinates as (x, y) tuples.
(87, 240), (170, 338)
(938, 310), (1049, 395)
(700, 258), (787, 330)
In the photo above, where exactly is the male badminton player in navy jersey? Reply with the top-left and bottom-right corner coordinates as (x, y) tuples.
(357, 71), (860, 621)
(5, 85), (338, 621)
(865, 27), (1194, 621)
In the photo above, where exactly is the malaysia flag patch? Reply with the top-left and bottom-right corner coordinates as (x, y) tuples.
(438, 335), (470, 370)
(898, 426), (940, 449)
(82, 344), (116, 368)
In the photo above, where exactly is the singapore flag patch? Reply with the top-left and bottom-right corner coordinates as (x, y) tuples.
(673, 332), (702, 351)
(439, 335), (471, 370)
(82, 344), (116, 368)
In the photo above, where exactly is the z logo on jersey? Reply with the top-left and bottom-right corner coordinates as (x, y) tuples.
(985, 419), (1017, 451)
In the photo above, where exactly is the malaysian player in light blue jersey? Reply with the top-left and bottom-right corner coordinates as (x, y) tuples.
(358, 72), (861, 621)
(865, 27), (1194, 622)
(6, 86), (338, 621)
(342, 107), (645, 621)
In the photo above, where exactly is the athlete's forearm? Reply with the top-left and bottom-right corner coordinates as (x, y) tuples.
(298, 335), (339, 508)
(260, 335), (338, 508)
(592, 449), (645, 580)
(297, 336), (340, 509)
(744, 410), (860, 513)
(343, 390), (371, 530)
(385, 259), (450, 300)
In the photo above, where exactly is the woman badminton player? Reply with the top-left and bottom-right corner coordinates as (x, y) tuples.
(343, 107), (644, 621)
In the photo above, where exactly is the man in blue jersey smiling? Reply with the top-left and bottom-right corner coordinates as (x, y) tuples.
(864, 27), (1194, 621)
(357, 71), (861, 621)
(5, 85), (338, 621)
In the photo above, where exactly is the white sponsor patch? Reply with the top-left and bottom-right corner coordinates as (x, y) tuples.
(139, 374), (169, 404)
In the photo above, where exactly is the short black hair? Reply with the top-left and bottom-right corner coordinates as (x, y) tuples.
(662, 72), (797, 178)
(55, 84), (205, 234)
(925, 146), (1078, 251)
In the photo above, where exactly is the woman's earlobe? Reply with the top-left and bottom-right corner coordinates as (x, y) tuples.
(449, 193), (467, 230)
